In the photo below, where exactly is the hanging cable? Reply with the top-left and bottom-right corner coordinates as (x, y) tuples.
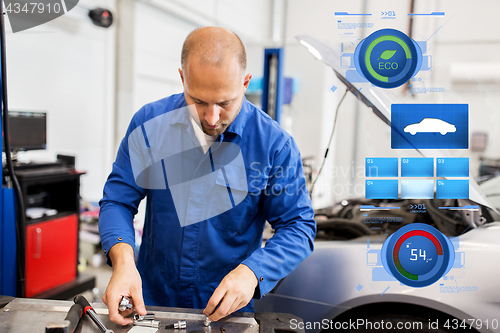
(1, 1), (26, 297)
(310, 88), (349, 196)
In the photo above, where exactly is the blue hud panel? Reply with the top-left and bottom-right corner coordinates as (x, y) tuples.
(391, 104), (468, 149)
(401, 179), (434, 199)
(436, 180), (469, 199)
(401, 158), (434, 177)
(372, 267), (397, 281)
(366, 158), (398, 177)
(365, 180), (398, 199)
(436, 158), (469, 177)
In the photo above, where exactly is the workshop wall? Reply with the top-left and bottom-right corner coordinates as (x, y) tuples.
(4, 0), (273, 204)
(5, 0), (116, 203)
(131, 0), (272, 120)
(417, 0), (500, 172)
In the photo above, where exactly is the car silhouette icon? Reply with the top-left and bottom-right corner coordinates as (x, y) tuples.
(404, 118), (457, 135)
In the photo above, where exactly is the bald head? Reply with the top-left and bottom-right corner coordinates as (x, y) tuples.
(181, 27), (247, 74)
(179, 27), (252, 137)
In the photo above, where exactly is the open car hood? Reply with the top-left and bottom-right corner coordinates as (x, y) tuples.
(296, 34), (498, 215)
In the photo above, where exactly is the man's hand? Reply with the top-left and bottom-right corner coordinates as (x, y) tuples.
(102, 243), (147, 325)
(203, 264), (258, 321)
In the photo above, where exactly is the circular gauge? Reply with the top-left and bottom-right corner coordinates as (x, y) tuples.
(354, 28), (422, 88)
(381, 223), (455, 287)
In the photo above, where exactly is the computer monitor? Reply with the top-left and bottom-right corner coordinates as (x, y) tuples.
(7, 111), (47, 151)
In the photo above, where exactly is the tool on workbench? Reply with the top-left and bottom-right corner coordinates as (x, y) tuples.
(118, 296), (133, 312)
(164, 320), (187, 329)
(45, 303), (83, 333)
(74, 295), (114, 333)
(133, 319), (161, 328)
(132, 311), (161, 328)
(134, 313), (156, 321)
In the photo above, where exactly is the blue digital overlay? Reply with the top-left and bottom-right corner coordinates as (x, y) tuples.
(453, 252), (465, 269)
(360, 205), (401, 211)
(408, 12), (445, 16)
(346, 69), (368, 83)
(381, 223), (455, 288)
(365, 180), (398, 199)
(417, 41), (427, 54)
(401, 158), (434, 177)
(438, 205), (478, 212)
(401, 180), (434, 199)
(335, 12), (372, 16)
(340, 53), (355, 69)
(399, 235), (438, 275)
(366, 158), (398, 177)
(367, 249), (382, 266)
(354, 29), (422, 88)
(372, 267), (396, 281)
(436, 180), (469, 199)
(436, 158), (469, 177)
(391, 104), (469, 149)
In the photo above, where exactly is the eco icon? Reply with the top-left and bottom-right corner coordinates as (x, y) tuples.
(354, 28), (422, 88)
(378, 50), (397, 60)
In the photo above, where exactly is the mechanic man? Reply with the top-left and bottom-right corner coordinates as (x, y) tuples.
(99, 26), (316, 325)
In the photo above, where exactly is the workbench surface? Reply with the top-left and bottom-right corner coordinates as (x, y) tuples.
(0, 296), (304, 333)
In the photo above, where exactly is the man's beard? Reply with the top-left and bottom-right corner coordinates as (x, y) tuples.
(201, 102), (242, 136)
(201, 122), (228, 136)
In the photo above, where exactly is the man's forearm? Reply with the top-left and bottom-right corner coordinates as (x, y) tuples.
(108, 242), (136, 269)
(102, 242), (147, 325)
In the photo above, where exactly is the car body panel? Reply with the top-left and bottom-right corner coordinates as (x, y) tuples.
(255, 222), (500, 333)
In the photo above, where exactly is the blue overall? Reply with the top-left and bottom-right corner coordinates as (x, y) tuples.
(99, 93), (316, 312)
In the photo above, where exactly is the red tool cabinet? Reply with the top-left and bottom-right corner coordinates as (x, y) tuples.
(15, 166), (95, 298)
(25, 214), (78, 297)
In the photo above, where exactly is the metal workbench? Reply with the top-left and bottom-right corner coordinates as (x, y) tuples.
(0, 296), (304, 333)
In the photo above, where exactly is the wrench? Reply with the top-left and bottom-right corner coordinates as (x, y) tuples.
(74, 295), (114, 333)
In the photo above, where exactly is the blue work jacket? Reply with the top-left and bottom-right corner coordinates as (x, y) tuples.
(99, 93), (316, 312)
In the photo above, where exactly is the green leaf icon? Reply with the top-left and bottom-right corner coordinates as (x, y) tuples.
(378, 50), (397, 60)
